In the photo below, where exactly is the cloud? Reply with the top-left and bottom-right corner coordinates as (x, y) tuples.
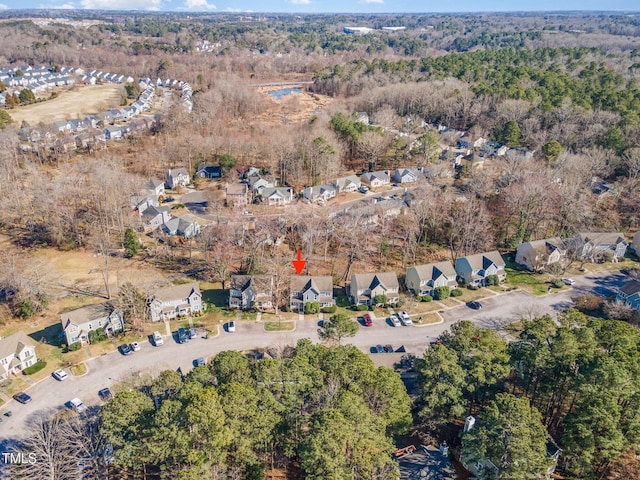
(0, 3), (8, 8)
(80, 0), (162, 9)
(360, 0), (383, 3)
(51, 3), (76, 7)
(182, 0), (216, 9)
(291, 0), (310, 4)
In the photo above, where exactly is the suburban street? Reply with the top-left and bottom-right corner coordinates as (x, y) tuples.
(0, 269), (629, 444)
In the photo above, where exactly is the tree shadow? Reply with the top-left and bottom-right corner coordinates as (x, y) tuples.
(29, 323), (64, 347)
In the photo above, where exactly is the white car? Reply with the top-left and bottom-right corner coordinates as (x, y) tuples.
(152, 331), (163, 346)
(68, 397), (87, 413)
(562, 278), (576, 286)
(400, 311), (413, 326)
(131, 342), (141, 352)
(390, 314), (402, 327)
(228, 321), (236, 333)
(52, 369), (69, 381)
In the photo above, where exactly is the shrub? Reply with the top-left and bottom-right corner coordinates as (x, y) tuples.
(467, 285), (479, 291)
(451, 288), (463, 297)
(304, 302), (320, 314)
(23, 360), (46, 375)
(487, 274), (500, 286)
(433, 286), (451, 300)
(283, 305), (291, 312)
(355, 304), (368, 311)
(88, 328), (107, 344)
(321, 305), (337, 314)
(421, 295), (433, 302)
(373, 294), (388, 306)
(68, 342), (82, 352)
(553, 280), (564, 288)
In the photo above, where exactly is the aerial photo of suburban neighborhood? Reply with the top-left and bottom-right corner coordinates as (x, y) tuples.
(0, 6), (639, 480)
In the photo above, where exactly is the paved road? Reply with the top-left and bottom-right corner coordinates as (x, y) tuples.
(0, 269), (628, 444)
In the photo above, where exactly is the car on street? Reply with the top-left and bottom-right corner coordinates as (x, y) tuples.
(390, 314), (401, 327)
(562, 278), (576, 285)
(467, 301), (483, 310)
(119, 343), (133, 355)
(13, 392), (32, 404)
(188, 327), (197, 339)
(67, 397), (87, 413)
(400, 311), (413, 326)
(228, 321), (236, 333)
(375, 344), (384, 353)
(152, 331), (163, 346)
(384, 344), (394, 353)
(194, 357), (206, 367)
(98, 388), (112, 401)
(177, 328), (188, 344)
(363, 314), (373, 326)
(131, 342), (141, 352)
(52, 369), (69, 381)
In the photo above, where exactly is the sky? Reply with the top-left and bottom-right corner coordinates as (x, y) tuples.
(0, 0), (638, 14)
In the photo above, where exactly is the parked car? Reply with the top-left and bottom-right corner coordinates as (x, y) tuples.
(467, 301), (483, 310)
(98, 388), (112, 401)
(384, 344), (394, 353)
(375, 344), (385, 354)
(177, 328), (188, 344)
(400, 311), (413, 326)
(119, 343), (133, 355)
(152, 331), (163, 346)
(390, 314), (401, 327)
(358, 185), (369, 194)
(13, 392), (32, 404)
(562, 278), (576, 285)
(188, 327), (197, 339)
(363, 314), (373, 326)
(67, 397), (87, 413)
(52, 369), (69, 381)
(194, 357), (206, 367)
(131, 342), (141, 352)
(228, 321), (236, 333)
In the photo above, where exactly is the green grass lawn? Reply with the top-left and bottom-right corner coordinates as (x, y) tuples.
(505, 261), (550, 296)
(264, 321), (295, 332)
(70, 363), (87, 376)
(413, 313), (441, 325)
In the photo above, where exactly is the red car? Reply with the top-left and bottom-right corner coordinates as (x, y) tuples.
(363, 314), (373, 326)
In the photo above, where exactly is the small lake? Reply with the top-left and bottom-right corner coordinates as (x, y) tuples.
(268, 88), (301, 100)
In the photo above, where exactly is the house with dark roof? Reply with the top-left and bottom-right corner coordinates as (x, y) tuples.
(197, 165), (222, 179)
(406, 261), (457, 297)
(455, 251), (506, 286)
(0, 331), (36, 380)
(349, 272), (400, 306)
(59, 303), (124, 346)
(147, 282), (203, 322)
(229, 275), (274, 310)
(290, 276), (335, 312)
(617, 280), (640, 312)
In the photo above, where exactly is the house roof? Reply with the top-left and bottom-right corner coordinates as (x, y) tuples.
(578, 232), (626, 247)
(145, 178), (164, 190)
(60, 302), (116, 327)
(163, 215), (197, 234)
(0, 331), (34, 360)
(141, 205), (169, 218)
(459, 250), (505, 270)
(334, 175), (361, 189)
(408, 261), (456, 281)
(261, 187), (293, 198)
(519, 238), (564, 255)
(619, 280), (640, 296)
(231, 275), (273, 294)
(290, 276), (333, 294)
(197, 165), (221, 176)
(351, 272), (399, 291)
(169, 167), (189, 177)
(149, 282), (201, 302)
(362, 171), (390, 183)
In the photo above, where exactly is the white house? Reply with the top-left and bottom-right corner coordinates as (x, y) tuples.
(405, 261), (458, 297)
(455, 251), (506, 286)
(0, 331), (37, 380)
(302, 184), (337, 204)
(166, 168), (190, 189)
(290, 276), (335, 312)
(361, 171), (390, 188)
(349, 272), (400, 306)
(515, 238), (566, 272)
(393, 168), (421, 184)
(147, 282), (203, 322)
(333, 175), (361, 193)
(261, 187), (294, 206)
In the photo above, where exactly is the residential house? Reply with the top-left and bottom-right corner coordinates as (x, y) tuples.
(515, 238), (566, 272)
(166, 167), (190, 189)
(617, 280), (640, 312)
(349, 272), (400, 306)
(393, 168), (421, 184)
(355, 111), (370, 124)
(260, 187), (294, 206)
(574, 232), (628, 262)
(130, 193), (159, 212)
(161, 215), (201, 239)
(340, 198), (405, 226)
(405, 261), (457, 297)
(455, 251), (506, 286)
(104, 126), (123, 140)
(505, 147), (535, 162)
(59, 302), (124, 346)
(290, 276), (335, 312)
(226, 183), (249, 207)
(229, 275), (274, 310)
(302, 184), (337, 204)
(51, 120), (72, 133)
(632, 231), (640, 256)
(361, 171), (390, 188)
(144, 178), (165, 197)
(140, 205), (171, 231)
(333, 175), (361, 193)
(147, 282), (203, 322)
(197, 165), (222, 179)
(0, 331), (36, 380)
(69, 119), (86, 132)
(247, 173), (274, 195)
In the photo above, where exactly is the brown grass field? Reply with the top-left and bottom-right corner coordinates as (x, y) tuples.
(7, 84), (122, 125)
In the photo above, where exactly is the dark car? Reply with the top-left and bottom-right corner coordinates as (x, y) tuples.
(384, 344), (394, 353)
(177, 327), (188, 344)
(98, 388), (113, 401)
(13, 392), (32, 404)
(188, 327), (197, 339)
(376, 344), (384, 354)
(363, 314), (373, 326)
(467, 301), (483, 310)
(119, 343), (133, 355)
(430, 339), (444, 346)
(194, 357), (206, 367)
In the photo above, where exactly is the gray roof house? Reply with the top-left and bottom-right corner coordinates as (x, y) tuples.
(455, 251), (506, 286)
(141, 205), (171, 231)
(349, 272), (400, 306)
(104, 126), (123, 140)
(393, 168), (422, 184)
(130, 193), (159, 212)
(147, 282), (203, 322)
(0, 331), (36, 381)
(229, 275), (274, 310)
(290, 276), (335, 312)
(161, 215), (201, 239)
(361, 171), (391, 188)
(333, 175), (361, 193)
(144, 178), (166, 197)
(406, 261), (457, 297)
(247, 174), (275, 195)
(574, 232), (628, 262)
(515, 238), (566, 272)
(166, 167), (190, 189)
(60, 302), (124, 346)
(302, 184), (337, 204)
(617, 280), (640, 312)
(260, 187), (294, 206)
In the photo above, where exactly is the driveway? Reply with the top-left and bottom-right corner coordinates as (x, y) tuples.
(0, 270), (628, 443)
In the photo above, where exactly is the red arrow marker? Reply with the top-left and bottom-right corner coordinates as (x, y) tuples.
(292, 249), (307, 275)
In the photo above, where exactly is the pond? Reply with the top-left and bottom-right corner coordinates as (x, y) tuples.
(267, 88), (301, 100)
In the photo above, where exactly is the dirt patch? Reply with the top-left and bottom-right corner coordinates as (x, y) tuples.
(252, 87), (334, 126)
(7, 84), (121, 125)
